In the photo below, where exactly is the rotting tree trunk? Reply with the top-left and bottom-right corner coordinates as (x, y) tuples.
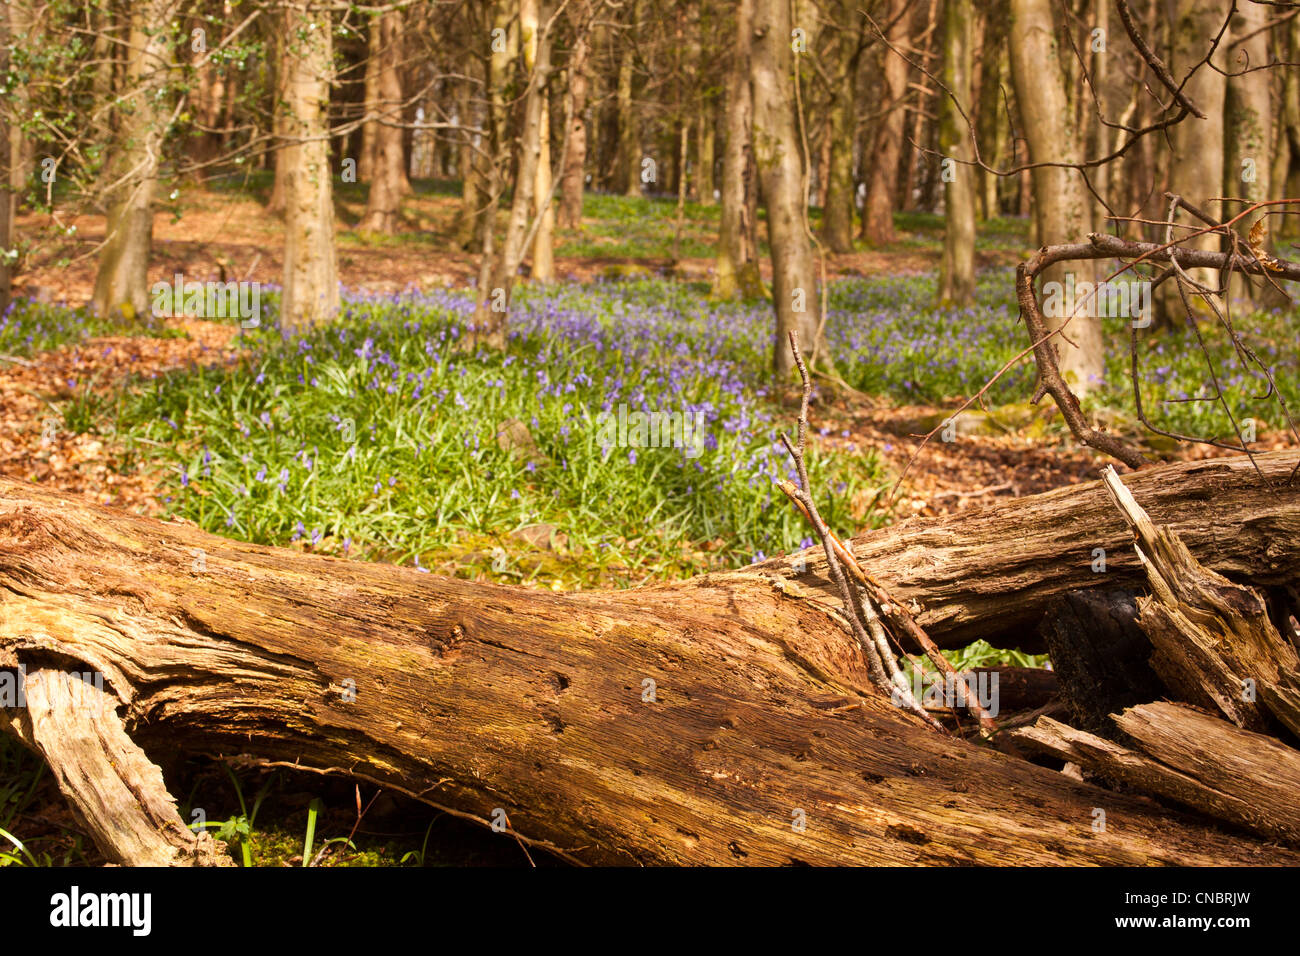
(4, 456), (1300, 867)
(1012, 704), (1300, 847)
(781, 451), (1300, 652)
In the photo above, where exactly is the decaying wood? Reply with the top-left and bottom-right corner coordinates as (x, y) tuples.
(0, 667), (232, 866)
(1012, 704), (1300, 847)
(781, 450), (1300, 651)
(1038, 589), (1164, 734)
(1, 470), (1297, 866)
(1101, 465), (1300, 736)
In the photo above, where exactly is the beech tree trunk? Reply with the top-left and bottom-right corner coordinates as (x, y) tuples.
(819, 0), (858, 254)
(1008, 0), (1102, 394)
(91, 0), (177, 324)
(532, 82), (556, 282)
(936, 0), (975, 307)
(279, 0), (339, 332)
(1224, 0), (1272, 306)
(3, 455), (1300, 866)
(0, 1), (14, 315)
(471, 0), (553, 345)
(862, 0), (909, 244)
(615, 3), (639, 196)
(357, 9), (412, 235)
(1156, 0), (1229, 323)
(714, 0), (763, 299)
(557, 4), (590, 230)
(750, 0), (828, 375)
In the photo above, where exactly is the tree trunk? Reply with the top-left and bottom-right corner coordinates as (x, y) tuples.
(0, 0), (14, 315)
(713, 0), (763, 299)
(91, 0), (176, 325)
(532, 83), (556, 281)
(279, 0), (339, 332)
(472, 0), (553, 345)
(1008, 0), (1102, 394)
(862, 0), (909, 244)
(557, 7), (589, 230)
(1224, 0), (1272, 306)
(974, 4), (1007, 221)
(357, 10), (411, 234)
(1156, 0), (1229, 323)
(266, 9), (289, 214)
(750, 0), (827, 376)
(696, 104), (715, 205)
(455, 67), (489, 250)
(358, 20), (381, 185)
(819, 1), (857, 254)
(936, 0), (975, 307)
(3, 457), (1298, 867)
(615, 5), (639, 196)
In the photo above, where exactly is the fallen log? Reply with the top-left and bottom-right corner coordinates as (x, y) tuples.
(1100, 465), (1300, 736)
(779, 451), (1300, 650)
(1, 459), (1297, 866)
(1011, 704), (1300, 847)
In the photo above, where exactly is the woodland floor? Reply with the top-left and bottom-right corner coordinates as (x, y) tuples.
(3, 175), (1296, 866)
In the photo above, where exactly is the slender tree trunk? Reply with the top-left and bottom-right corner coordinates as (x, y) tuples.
(714, 0), (762, 299)
(696, 105), (716, 205)
(974, 4), (1007, 221)
(455, 68), (488, 250)
(0, 1), (13, 314)
(751, 0), (828, 376)
(532, 82), (556, 281)
(6, 1), (30, 201)
(1224, 0), (1272, 305)
(472, 0), (553, 346)
(862, 0), (909, 244)
(92, 0), (176, 325)
(936, 0), (976, 307)
(357, 10), (411, 234)
(819, 0), (858, 254)
(1156, 0), (1230, 322)
(1009, 0), (1102, 394)
(359, 20), (381, 185)
(279, 0), (339, 332)
(615, 26), (639, 196)
(557, 6), (589, 229)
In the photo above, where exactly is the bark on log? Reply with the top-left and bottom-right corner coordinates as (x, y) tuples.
(778, 451), (1300, 651)
(2, 458), (1298, 866)
(1101, 465), (1300, 737)
(1011, 704), (1300, 847)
